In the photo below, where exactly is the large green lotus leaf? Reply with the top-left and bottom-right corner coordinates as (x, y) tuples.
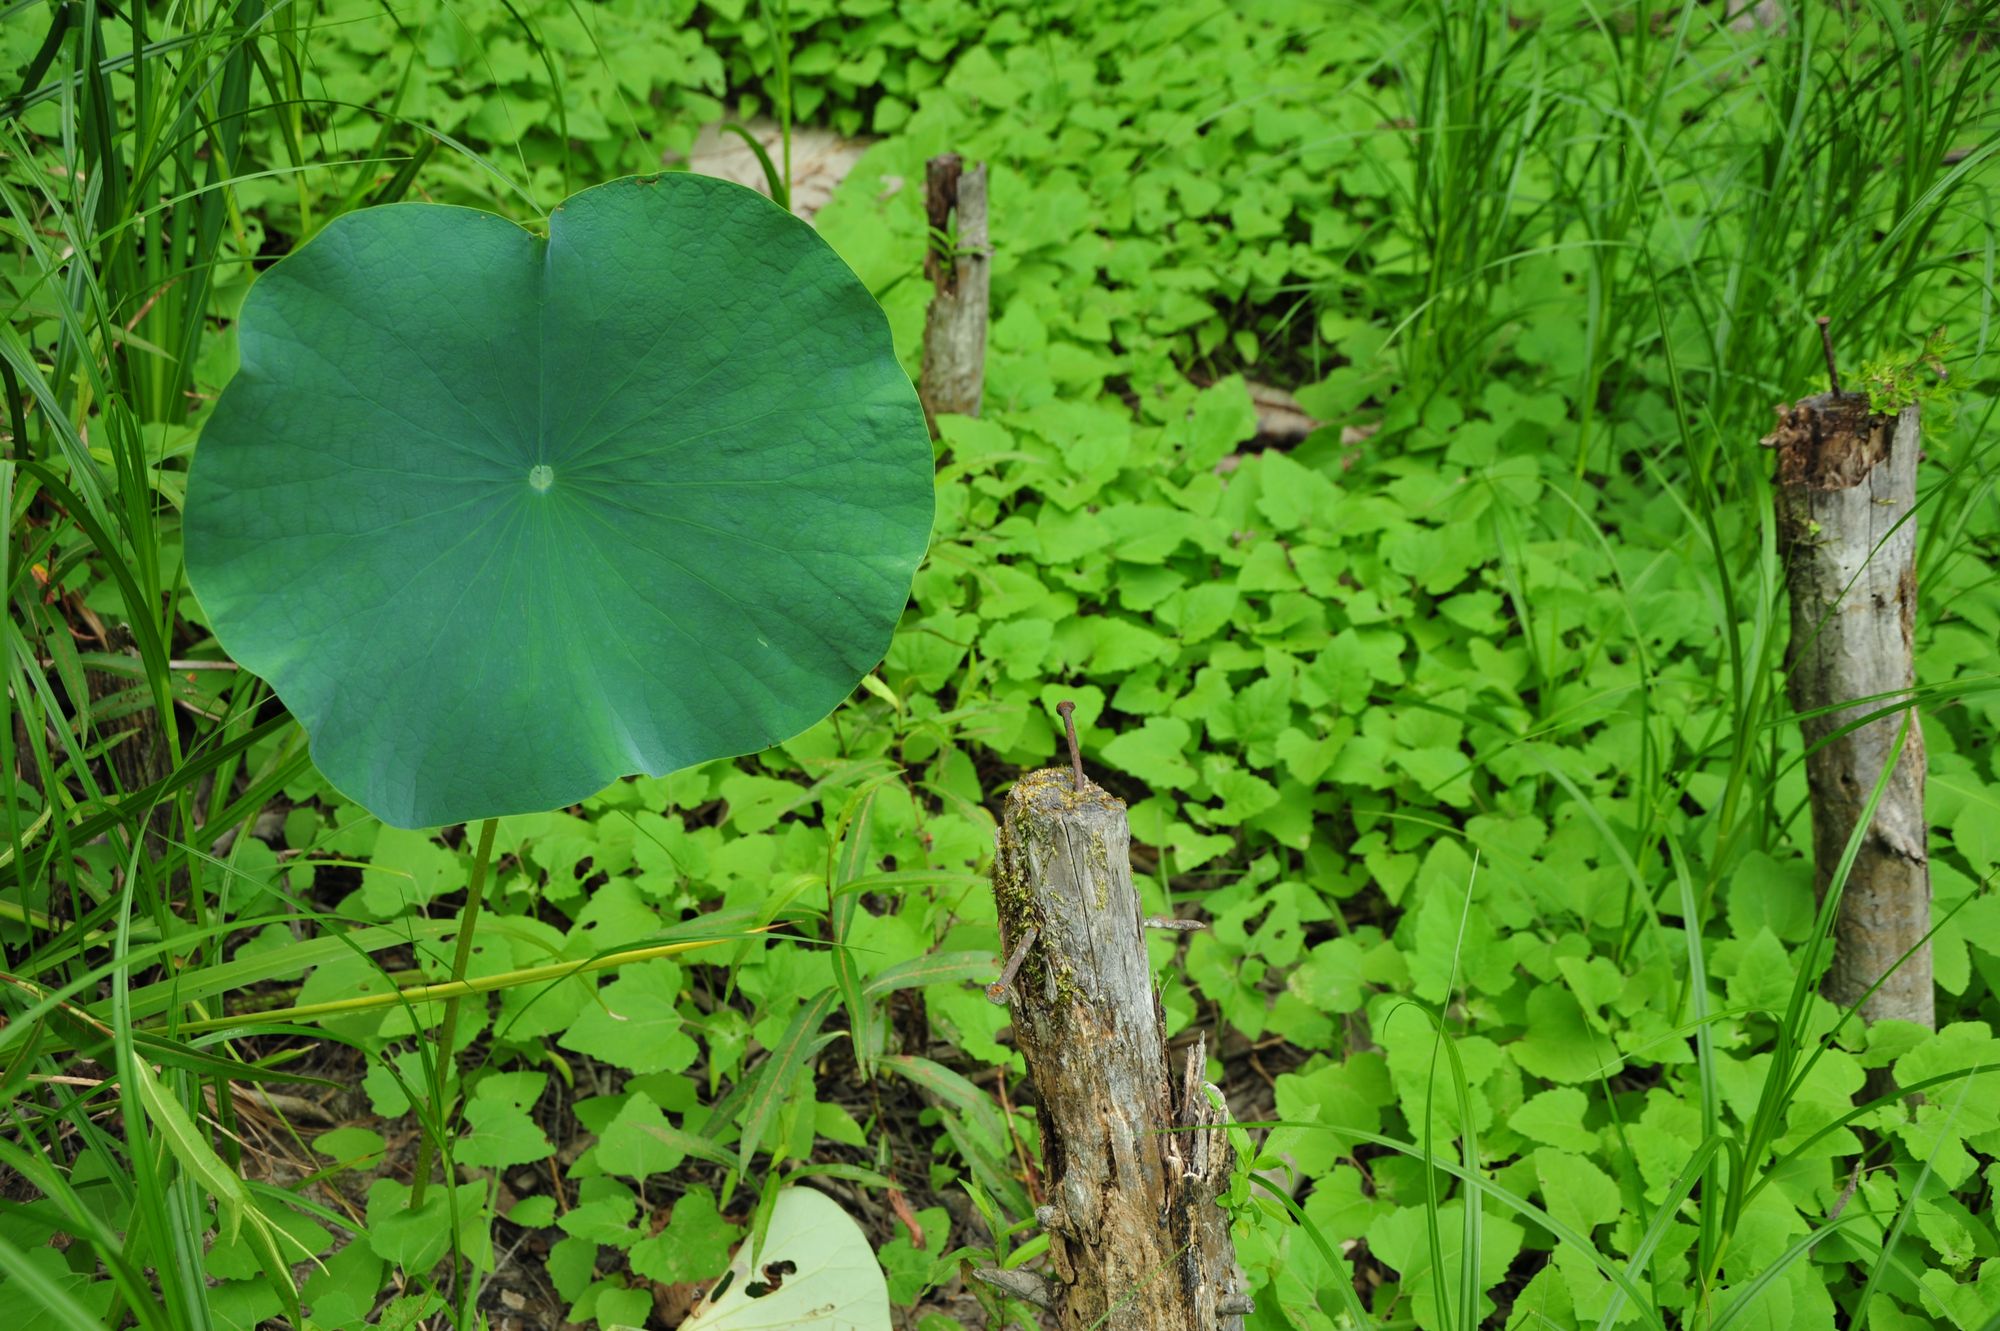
(187, 175), (932, 828)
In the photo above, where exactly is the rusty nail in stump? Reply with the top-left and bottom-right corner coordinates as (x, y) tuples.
(1817, 316), (1843, 396)
(1055, 700), (1084, 791)
(986, 925), (1039, 1005)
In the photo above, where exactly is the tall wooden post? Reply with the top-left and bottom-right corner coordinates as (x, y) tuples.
(984, 765), (1249, 1329)
(1769, 389), (1933, 1028)
(918, 153), (989, 431)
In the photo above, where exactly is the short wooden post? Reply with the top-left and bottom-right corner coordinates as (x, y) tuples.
(982, 765), (1249, 1329)
(1768, 386), (1933, 1029)
(918, 153), (989, 431)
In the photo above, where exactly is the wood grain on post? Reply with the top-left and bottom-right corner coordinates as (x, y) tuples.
(918, 153), (989, 429)
(1769, 393), (1934, 1028)
(987, 768), (1248, 1329)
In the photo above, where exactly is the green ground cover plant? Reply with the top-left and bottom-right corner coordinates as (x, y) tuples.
(3, 1), (1999, 1329)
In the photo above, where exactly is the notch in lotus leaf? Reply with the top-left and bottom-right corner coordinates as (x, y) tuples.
(184, 172), (934, 1199)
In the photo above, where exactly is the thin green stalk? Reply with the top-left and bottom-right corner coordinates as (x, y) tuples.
(164, 930), (746, 1034)
(765, 0), (793, 207)
(409, 816), (497, 1209)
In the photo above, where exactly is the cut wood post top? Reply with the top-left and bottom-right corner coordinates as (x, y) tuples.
(1764, 390), (1911, 490)
(994, 767), (1153, 1025)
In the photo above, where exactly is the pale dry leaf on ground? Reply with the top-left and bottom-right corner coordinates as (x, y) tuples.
(673, 119), (874, 220)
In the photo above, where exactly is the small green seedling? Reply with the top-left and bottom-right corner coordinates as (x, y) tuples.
(1860, 326), (1953, 415)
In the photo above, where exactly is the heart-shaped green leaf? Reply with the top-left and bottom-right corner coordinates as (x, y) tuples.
(187, 174), (932, 828)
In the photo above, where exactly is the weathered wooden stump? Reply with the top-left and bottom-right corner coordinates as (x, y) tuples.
(981, 766), (1249, 1330)
(1768, 390), (1933, 1029)
(918, 152), (989, 430)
